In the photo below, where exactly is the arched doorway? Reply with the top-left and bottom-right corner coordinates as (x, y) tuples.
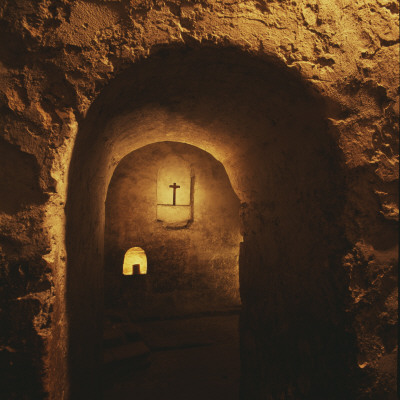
(103, 141), (241, 398)
(104, 141), (241, 318)
(66, 47), (355, 399)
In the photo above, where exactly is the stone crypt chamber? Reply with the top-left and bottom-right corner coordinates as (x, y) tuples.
(0, 2), (398, 400)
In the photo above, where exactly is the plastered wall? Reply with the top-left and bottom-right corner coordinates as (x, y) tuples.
(104, 141), (241, 319)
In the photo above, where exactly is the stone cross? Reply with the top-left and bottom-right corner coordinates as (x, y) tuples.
(169, 182), (180, 205)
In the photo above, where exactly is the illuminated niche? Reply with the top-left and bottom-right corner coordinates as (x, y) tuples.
(122, 247), (147, 275)
(157, 156), (193, 228)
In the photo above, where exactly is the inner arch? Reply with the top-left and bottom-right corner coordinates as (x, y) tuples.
(102, 142), (242, 398)
(104, 141), (241, 319)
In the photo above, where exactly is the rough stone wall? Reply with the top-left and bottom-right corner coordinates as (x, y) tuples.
(0, 1), (398, 399)
(104, 141), (241, 319)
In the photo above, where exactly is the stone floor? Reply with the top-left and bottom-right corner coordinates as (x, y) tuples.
(103, 313), (240, 400)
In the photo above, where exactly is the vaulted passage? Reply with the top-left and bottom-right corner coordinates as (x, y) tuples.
(102, 141), (241, 398)
(65, 47), (356, 399)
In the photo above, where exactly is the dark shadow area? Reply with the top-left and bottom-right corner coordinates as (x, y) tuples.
(0, 135), (49, 399)
(102, 313), (240, 400)
(0, 296), (47, 400)
(0, 136), (47, 214)
(66, 45), (356, 399)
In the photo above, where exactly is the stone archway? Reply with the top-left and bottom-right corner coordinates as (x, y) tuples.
(65, 47), (355, 399)
(102, 141), (242, 399)
(104, 141), (241, 319)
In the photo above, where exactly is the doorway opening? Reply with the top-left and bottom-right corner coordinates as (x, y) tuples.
(65, 46), (354, 400)
(102, 141), (242, 399)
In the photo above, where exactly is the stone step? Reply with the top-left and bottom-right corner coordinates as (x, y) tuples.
(103, 327), (125, 349)
(103, 341), (150, 365)
(124, 324), (144, 343)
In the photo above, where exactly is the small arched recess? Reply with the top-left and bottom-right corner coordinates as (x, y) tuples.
(122, 247), (147, 275)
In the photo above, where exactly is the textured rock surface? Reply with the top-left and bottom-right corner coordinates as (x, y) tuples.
(0, 1), (398, 399)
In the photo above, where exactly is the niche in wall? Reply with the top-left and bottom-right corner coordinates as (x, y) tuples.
(104, 141), (241, 319)
(157, 156), (193, 228)
(122, 247), (147, 275)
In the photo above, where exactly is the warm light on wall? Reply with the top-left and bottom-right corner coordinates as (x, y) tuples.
(122, 247), (147, 275)
(157, 156), (193, 228)
(157, 159), (191, 205)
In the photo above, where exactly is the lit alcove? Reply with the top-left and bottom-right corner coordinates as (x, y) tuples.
(122, 247), (147, 275)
